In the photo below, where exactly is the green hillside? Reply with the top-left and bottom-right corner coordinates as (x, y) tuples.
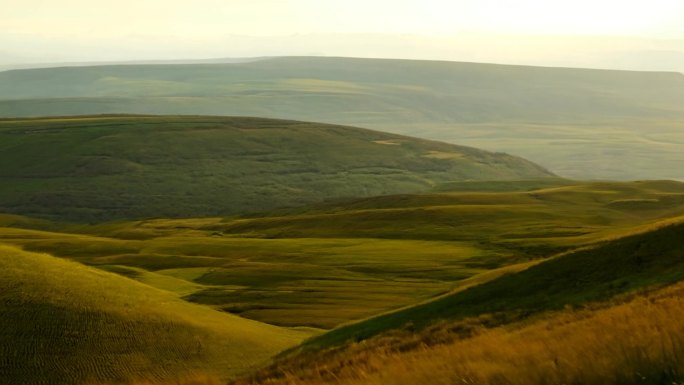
(1, 57), (684, 179)
(303, 216), (684, 349)
(0, 115), (552, 222)
(237, 281), (684, 385)
(0, 245), (309, 385)
(204, 180), (684, 254)
(2, 180), (684, 384)
(225, 205), (684, 385)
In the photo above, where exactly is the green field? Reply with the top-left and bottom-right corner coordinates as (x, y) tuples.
(0, 115), (551, 222)
(1, 57), (683, 180)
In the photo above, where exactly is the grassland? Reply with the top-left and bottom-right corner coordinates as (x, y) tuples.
(0, 222), (497, 329)
(303, 215), (684, 349)
(228, 212), (684, 385)
(0, 115), (552, 222)
(0, 245), (311, 385)
(1, 179), (683, 385)
(1, 57), (684, 180)
(235, 281), (684, 385)
(1, 180), (683, 331)
(50, 212), (683, 385)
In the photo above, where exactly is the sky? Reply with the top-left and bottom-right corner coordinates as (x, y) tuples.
(2, 0), (684, 70)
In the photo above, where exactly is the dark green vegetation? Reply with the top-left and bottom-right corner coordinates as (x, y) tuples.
(0, 245), (309, 385)
(2, 57), (684, 179)
(0, 115), (552, 222)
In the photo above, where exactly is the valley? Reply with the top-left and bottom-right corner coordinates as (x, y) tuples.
(2, 174), (684, 384)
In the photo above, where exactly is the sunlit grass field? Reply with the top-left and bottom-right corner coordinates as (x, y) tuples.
(69, 215), (684, 385)
(231, 216), (684, 385)
(234, 281), (684, 385)
(0, 246), (310, 385)
(1, 179), (683, 385)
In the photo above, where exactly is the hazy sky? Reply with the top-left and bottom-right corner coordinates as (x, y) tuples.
(2, 0), (684, 70)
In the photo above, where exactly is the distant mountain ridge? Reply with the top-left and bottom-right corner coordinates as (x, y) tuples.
(0, 56), (268, 72)
(1, 56), (683, 180)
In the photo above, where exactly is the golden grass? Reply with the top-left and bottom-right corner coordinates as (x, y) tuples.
(240, 282), (684, 385)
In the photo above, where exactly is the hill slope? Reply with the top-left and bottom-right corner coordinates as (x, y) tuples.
(0, 115), (552, 221)
(233, 217), (684, 385)
(1, 57), (684, 179)
(0, 245), (309, 385)
(304, 217), (684, 349)
(237, 281), (684, 385)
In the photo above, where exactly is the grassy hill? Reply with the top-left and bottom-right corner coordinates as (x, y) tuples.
(0, 115), (552, 222)
(1, 57), (684, 179)
(301, 216), (684, 349)
(1, 180), (682, 331)
(236, 281), (684, 385)
(0, 245), (310, 385)
(204, 180), (684, 255)
(1, 180), (683, 384)
(231, 217), (684, 385)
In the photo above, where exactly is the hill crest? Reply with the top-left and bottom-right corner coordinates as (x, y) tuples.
(0, 115), (553, 222)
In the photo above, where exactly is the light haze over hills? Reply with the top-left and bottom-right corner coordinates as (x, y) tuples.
(2, 57), (683, 180)
(2, 0), (683, 72)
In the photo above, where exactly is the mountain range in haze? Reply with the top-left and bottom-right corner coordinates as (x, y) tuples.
(2, 33), (683, 73)
(2, 56), (683, 181)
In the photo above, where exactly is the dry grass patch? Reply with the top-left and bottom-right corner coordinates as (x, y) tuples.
(237, 282), (684, 385)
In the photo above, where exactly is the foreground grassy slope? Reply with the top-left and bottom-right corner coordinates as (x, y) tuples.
(228, 216), (684, 385)
(0, 115), (551, 222)
(1, 57), (684, 179)
(303, 216), (684, 349)
(2, 181), (683, 384)
(236, 281), (684, 385)
(0, 245), (309, 385)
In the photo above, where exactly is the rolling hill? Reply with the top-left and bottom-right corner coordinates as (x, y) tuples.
(0, 245), (310, 385)
(1, 180), (682, 331)
(303, 216), (684, 349)
(234, 216), (684, 385)
(1, 57), (684, 179)
(0, 115), (552, 222)
(1, 180), (683, 384)
(237, 281), (684, 385)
